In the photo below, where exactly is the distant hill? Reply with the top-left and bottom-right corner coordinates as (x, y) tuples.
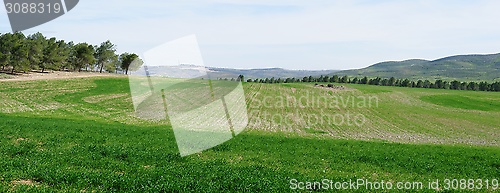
(134, 53), (500, 81)
(207, 67), (336, 79)
(336, 53), (500, 81)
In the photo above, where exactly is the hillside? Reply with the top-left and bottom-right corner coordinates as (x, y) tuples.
(209, 53), (500, 81)
(336, 53), (500, 81)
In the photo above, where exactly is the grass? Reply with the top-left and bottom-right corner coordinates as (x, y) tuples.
(0, 77), (499, 192)
(420, 94), (500, 112)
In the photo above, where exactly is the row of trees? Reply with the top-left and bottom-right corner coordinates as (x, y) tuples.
(245, 75), (500, 92)
(0, 32), (140, 74)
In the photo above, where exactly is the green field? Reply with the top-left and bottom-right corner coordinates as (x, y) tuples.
(0, 77), (499, 192)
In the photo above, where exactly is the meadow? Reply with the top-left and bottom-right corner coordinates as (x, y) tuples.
(0, 77), (499, 192)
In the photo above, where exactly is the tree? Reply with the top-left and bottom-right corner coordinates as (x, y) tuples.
(72, 43), (96, 72)
(41, 37), (67, 73)
(27, 32), (46, 70)
(340, 76), (348, 83)
(10, 32), (30, 73)
(361, 76), (368, 84)
(434, 80), (444, 89)
(401, 79), (411, 87)
(380, 78), (389, 86)
(95, 40), (117, 73)
(479, 81), (489, 91)
(450, 80), (460, 90)
(0, 33), (14, 71)
(103, 53), (120, 73)
(237, 74), (244, 82)
(388, 77), (396, 86)
(443, 81), (450, 89)
(416, 80), (424, 88)
(120, 53), (141, 75)
(322, 75), (329, 82)
(467, 82), (478, 91)
(491, 82), (500, 91)
(422, 80), (430, 88)
(351, 77), (358, 84)
(0, 48), (4, 71)
(330, 75), (339, 83)
(395, 79), (401, 86)
(370, 77), (381, 85)
(56, 40), (72, 71)
(460, 82), (468, 90)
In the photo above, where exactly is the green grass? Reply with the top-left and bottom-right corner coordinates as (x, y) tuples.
(420, 94), (500, 112)
(0, 77), (499, 192)
(1, 114), (499, 192)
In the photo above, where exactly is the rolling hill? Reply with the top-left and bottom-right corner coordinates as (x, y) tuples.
(210, 53), (500, 81)
(116, 53), (500, 82)
(336, 53), (500, 81)
(0, 77), (499, 191)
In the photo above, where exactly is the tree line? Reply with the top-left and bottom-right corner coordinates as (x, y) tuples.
(244, 75), (500, 92)
(0, 32), (140, 74)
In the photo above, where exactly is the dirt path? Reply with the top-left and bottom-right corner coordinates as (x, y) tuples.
(0, 71), (125, 82)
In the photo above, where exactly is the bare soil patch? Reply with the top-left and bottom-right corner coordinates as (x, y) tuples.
(14, 138), (27, 144)
(82, 93), (129, 104)
(314, 84), (355, 91)
(11, 179), (40, 186)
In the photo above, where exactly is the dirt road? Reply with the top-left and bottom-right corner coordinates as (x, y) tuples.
(0, 71), (124, 82)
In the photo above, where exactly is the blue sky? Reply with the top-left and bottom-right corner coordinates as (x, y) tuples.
(1, 0), (500, 70)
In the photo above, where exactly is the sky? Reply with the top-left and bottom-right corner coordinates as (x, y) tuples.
(1, 0), (500, 70)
